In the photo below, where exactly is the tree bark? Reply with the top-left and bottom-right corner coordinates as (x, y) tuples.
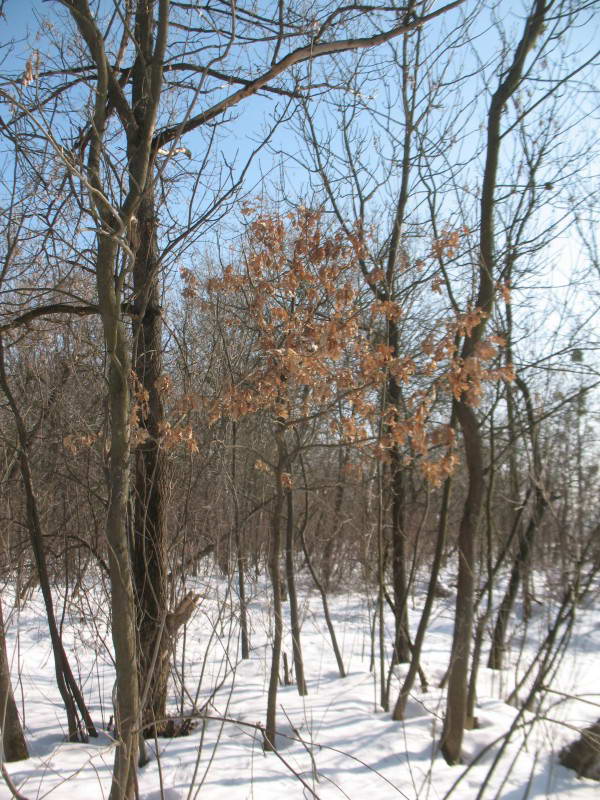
(97, 235), (141, 800)
(441, 400), (481, 762)
(131, 190), (170, 737)
(0, 595), (28, 762)
(389, 446), (410, 665)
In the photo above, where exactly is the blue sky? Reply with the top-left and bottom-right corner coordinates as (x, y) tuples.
(3, 0), (45, 61)
(1, 0), (598, 379)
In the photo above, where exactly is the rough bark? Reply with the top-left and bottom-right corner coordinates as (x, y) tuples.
(98, 236), (141, 800)
(389, 446), (411, 665)
(62, 0), (167, 789)
(383, 31), (417, 666)
(131, 191), (169, 738)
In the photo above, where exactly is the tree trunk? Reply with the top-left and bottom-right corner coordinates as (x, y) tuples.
(231, 422), (250, 659)
(97, 236), (141, 800)
(393, 470), (452, 720)
(284, 481), (307, 695)
(489, 374), (547, 669)
(389, 448), (410, 665)
(264, 462), (284, 751)
(131, 190), (170, 738)
(0, 337), (96, 744)
(0, 595), (28, 762)
(62, 0), (170, 793)
(440, 401), (481, 763)
(488, 474), (547, 671)
(321, 447), (348, 592)
(440, 1), (547, 764)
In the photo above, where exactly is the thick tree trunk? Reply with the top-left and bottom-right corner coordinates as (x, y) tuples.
(97, 236), (141, 800)
(94, 284), (144, 800)
(63, 0), (169, 793)
(131, 191), (169, 737)
(0, 596), (28, 762)
(440, 1), (547, 764)
(440, 401), (481, 763)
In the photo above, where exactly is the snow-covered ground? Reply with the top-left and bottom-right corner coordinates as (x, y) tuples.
(2, 571), (599, 799)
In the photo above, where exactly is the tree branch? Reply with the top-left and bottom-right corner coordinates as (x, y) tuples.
(154, 0), (466, 148)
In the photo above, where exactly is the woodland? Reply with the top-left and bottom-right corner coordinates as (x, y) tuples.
(0, 0), (599, 798)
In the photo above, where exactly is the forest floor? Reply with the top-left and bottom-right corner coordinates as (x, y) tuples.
(1, 570), (599, 799)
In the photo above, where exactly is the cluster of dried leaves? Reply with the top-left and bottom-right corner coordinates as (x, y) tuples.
(61, 207), (512, 483)
(200, 207), (513, 486)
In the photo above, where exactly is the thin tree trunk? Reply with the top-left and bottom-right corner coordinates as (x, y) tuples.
(389, 448), (410, 665)
(488, 374), (547, 670)
(466, 410), (497, 722)
(393, 471), (453, 720)
(0, 337), (96, 743)
(488, 484), (547, 669)
(297, 451), (345, 678)
(382, 30), (418, 669)
(377, 455), (388, 711)
(321, 448), (347, 593)
(231, 422), (250, 659)
(264, 424), (286, 751)
(284, 481), (307, 695)
(300, 526), (346, 678)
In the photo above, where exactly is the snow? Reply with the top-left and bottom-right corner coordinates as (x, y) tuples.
(2, 572), (599, 799)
